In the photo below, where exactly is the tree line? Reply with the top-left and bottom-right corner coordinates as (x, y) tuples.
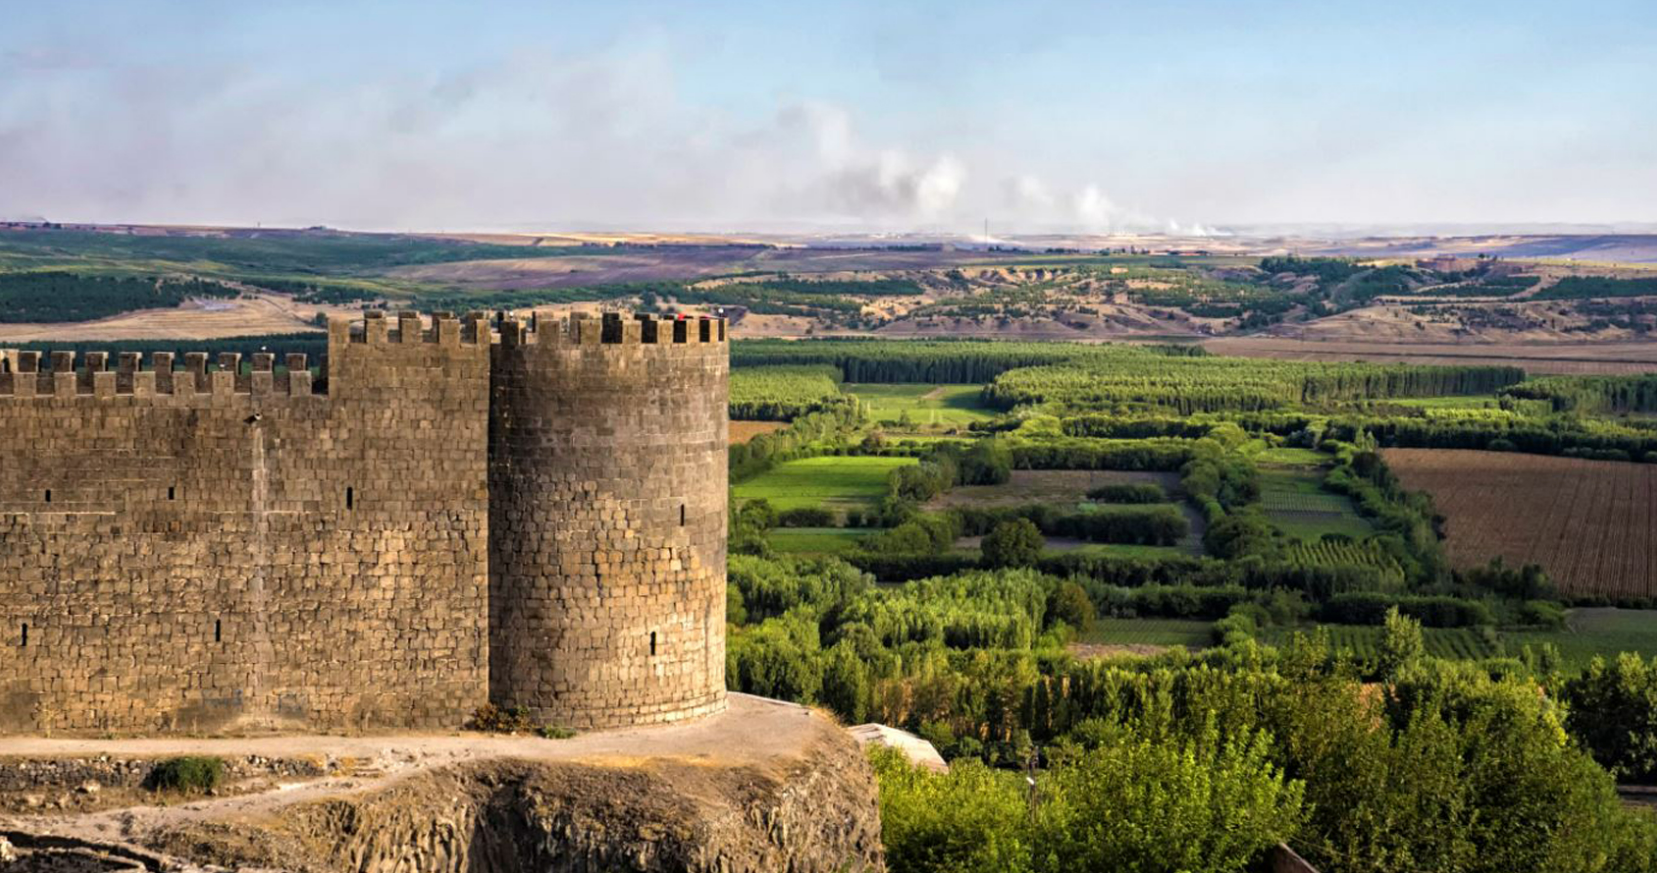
(728, 365), (847, 421)
(723, 555), (1657, 873)
(0, 272), (238, 322)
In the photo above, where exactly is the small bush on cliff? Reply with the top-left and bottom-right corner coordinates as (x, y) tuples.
(466, 703), (537, 733)
(145, 756), (225, 793)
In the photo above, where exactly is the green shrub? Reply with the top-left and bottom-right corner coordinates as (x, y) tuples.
(1518, 599), (1567, 629)
(1563, 653), (1657, 784)
(1047, 581), (1095, 633)
(145, 756), (225, 793)
(1085, 483), (1166, 504)
(871, 722), (1305, 873)
(1212, 610), (1259, 646)
(981, 519), (1045, 569)
(465, 703), (536, 733)
(778, 506), (838, 527)
(1377, 606), (1424, 680)
(1321, 592), (1493, 628)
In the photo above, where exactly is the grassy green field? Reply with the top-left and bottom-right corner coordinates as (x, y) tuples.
(1060, 543), (1191, 560)
(951, 541), (1190, 561)
(1251, 446), (1331, 467)
(769, 527), (875, 556)
(1259, 469), (1373, 541)
(1257, 609), (1657, 669)
(1504, 609), (1657, 672)
(1079, 618), (1214, 649)
(1385, 395), (1502, 410)
(733, 456), (916, 511)
(1085, 612), (1657, 666)
(847, 384), (997, 427)
(1263, 625), (1501, 660)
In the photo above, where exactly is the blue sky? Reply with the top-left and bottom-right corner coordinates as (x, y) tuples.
(2, 0), (1653, 232)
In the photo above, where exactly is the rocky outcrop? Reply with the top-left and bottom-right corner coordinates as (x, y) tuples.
(1, 697), (881, 873)
(147, 740), (882, 872)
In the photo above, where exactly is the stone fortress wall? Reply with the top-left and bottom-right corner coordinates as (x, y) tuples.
(0, 310), (728, 735)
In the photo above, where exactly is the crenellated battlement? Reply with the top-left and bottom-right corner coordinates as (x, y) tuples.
(0, 308), (725, 735)
(0, 311), (728, 399)
(331, 310), (493, 347)
(0, 347), (319, 398)
(495, 311), (728, 348)
(325, 308), (730, 348)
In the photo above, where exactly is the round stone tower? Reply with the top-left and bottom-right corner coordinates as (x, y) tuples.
(487, 312), (728, 729)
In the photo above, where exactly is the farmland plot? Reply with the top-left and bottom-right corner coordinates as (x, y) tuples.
(1259, 469), (1373, 541)
(926, 469), (1181, 509)
(733, 456), (916, 512)
(1384, 449), (1657, 597)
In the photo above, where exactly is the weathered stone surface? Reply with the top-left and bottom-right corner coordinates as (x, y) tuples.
(488, 313), (728, 729)
(0, 696), (884, 873)
(0, 311), (729, 734)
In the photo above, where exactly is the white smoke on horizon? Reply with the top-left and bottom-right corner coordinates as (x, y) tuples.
(0, 38), (1208, 235)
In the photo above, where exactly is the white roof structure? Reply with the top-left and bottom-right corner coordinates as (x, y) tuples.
(847, 723), (949, 773)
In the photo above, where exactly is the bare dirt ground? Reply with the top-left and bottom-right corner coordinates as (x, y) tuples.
(1067, 642), (1173, 659)
(730, 420), (786, 443)
(0, 694), (819, 849)
(0, 294), (324, 343)
(1206, 337), (1657, 375)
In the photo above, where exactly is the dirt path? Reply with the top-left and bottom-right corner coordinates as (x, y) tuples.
(0, 694), (819, 848)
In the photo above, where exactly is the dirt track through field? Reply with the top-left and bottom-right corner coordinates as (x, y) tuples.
(1384, 449), (1657, 597)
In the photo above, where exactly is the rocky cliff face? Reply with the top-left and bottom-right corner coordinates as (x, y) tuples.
(0, 699), (885, 873)
(154, 750), (882, 872)
(274, 754), (872, 872)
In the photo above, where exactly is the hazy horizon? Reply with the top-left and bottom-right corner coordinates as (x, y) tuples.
(4, 0), (1654, 234)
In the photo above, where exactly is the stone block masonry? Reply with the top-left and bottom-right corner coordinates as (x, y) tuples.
(489, 313), (728, 729)
(0, 310), (728, 734)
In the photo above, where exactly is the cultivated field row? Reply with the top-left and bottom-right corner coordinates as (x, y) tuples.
(1385, 448), (1657, 597)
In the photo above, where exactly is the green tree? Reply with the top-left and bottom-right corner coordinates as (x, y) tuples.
(981, 518), (1045, 569)
(1378, 606), (1424, 680)
(820, 641), (871, 724)
(871, 724), (1305, 873)
(1046, 581), (1095, 634)
(1563, 653), (1657, 783)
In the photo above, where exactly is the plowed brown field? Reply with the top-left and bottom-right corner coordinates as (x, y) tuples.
(1384, 449), (1657, 597)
